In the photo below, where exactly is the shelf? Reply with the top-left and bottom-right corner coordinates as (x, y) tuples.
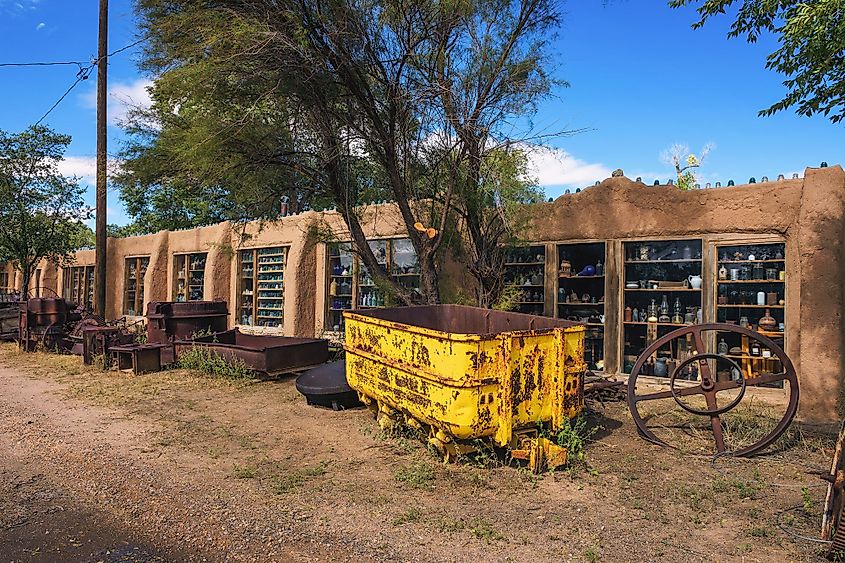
(624, 288), (700, 292)
(717, 304), (784, 309)
(717, 329), (784, 336)
(391, 273), (421, 277)
(717, 280), (783, 284)
(331, 274), (353, 278)
(558, 302), (604, 306)
(724, 354), (780, 360)
(625, 259), (701, 264)
(559, 275), (604, 280)
(258, 270), (285, 274)
(624, 321), (689, 327)
(719, 259), (784, 264)
(505, 262), (544, 266)
(257, 297), (285, 300)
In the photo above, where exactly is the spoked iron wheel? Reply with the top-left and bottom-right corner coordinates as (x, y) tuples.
(627, 323), (799, 456)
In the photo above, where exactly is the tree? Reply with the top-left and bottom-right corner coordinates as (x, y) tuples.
(660, 142), (713, 190)
(0, 126), (92, 298)
(670, 0), (845, 123)
(128, 0), (562, 305)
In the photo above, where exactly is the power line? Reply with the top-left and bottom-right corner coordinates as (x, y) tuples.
(0, 61), (87, 67)
(32, 37), (147, 126)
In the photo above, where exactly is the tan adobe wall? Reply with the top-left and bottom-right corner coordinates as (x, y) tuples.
(11, 165), (845, 422)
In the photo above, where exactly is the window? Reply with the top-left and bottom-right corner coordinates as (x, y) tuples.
(174, 253), (207, 302)
(0, 271), (9, 294)
(124, 257), (150, 315)
(238, 247), (286, 328)
(33, 269), (41, 297)
(63, 265), (95, 307)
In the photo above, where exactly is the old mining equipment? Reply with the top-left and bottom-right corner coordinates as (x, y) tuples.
(343, 305), (587, 473)
(627, 323), (799, 456)
(18, 297), (82, 352)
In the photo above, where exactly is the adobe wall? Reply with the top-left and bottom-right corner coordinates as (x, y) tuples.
(521, 165), (845, 421)
(7, 165), (843, 422)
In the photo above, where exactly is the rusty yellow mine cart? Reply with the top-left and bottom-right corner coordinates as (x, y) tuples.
(343, 305), (586, 472)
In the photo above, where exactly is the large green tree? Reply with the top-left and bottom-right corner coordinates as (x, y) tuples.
(0, 126), (92, 297)
(671, 0), (845, 123)
(124, 0), (561, 305)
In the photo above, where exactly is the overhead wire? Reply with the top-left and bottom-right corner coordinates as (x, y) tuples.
(30, 37), (148, 126)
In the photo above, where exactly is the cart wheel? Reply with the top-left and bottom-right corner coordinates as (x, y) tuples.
(627, 323), (798, 456)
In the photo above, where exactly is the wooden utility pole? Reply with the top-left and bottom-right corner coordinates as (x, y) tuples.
(94, 0), (108, 316)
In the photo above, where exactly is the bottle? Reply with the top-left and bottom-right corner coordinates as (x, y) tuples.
(632, 308), (640, 322)
(329, 279), (338, 296)
(718, 264), (727, 280)
(596, 260), (603, 276)
(750, 342), (761, 356)
(624, 306), (632, 322)
(672, 298), (683, 324)
(647, 299), (658, 322)
(717, 339), (728, 355)
(659, 295), (670, 322)
(756, 291), (766, 306)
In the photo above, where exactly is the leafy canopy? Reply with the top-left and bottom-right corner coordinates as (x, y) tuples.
(0, 125), (92, 296)
(670, 0), (845, 123)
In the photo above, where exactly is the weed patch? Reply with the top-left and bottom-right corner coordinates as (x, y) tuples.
(469, 518), (505, 542)
(270, 461), (328, 493)
(394, 462), (435, 489)
(177, 345), (255, 380)
(391, 507), (422, 526)
(233, 464), (257, 479)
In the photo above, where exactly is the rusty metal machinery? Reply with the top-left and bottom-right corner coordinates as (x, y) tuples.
(820, 421), (845, 556)
(18, 297), (83, 352)
(627, 323), (799, 456)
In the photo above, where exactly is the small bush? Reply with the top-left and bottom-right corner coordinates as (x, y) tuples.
(177, 345), (254, 380)
(554, 412), (600, 466)
(391, 507), (422, 526)
(394, 462), (435, 488)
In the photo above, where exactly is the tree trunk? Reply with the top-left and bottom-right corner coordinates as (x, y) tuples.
(20, 261), (31, 301)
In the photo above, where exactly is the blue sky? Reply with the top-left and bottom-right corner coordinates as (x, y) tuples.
(0, 0), (840, 226)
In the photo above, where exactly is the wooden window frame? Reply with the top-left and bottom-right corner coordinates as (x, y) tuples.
(173, 253), (207, 302)
(124, 256), (150, 316)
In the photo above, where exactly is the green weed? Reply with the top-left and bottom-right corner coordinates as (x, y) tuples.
(554, 412), (601, 467)
(394, 462), (435, 488)
(584, 546), (600, 562)
(233, 464), (257, 479)
(270, 461), (328, 493)
(177, 345), (254, 380)
(802, 486), (814, 511)
(391, 507), (422, 526)
(470, 518), (505, 542)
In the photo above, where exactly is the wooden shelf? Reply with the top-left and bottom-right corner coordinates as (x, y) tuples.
(624, 321), (688, 327)
(717, 279), (783, 284)
(625, 259), (701, 264)
(624, 288), (700, 292)
(719, 259), (784, 264)
(505, 261), (544, 266)
(559, 275), (604, 279)
(717, 304), (784, 309)
(558, 302), (604, 306)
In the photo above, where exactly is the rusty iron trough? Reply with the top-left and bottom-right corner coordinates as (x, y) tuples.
(174, 329), (329, 375)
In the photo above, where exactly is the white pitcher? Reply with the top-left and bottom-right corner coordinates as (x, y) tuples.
(688, 274), (703, 289)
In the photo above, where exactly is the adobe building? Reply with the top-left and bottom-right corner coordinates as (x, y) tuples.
(1, 164), (843, 422)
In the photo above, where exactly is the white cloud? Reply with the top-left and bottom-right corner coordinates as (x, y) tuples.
(81, 78), (154, 126)
(35, 21), (44, 31)
(57, 156), (96, 185)
(57, 156), (122, 186)
(526, 146), (612, 194)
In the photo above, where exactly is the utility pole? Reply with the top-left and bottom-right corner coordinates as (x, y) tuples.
(94, 0), (108, 316)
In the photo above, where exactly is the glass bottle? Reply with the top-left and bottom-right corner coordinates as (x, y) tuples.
(596, 260), (603, 276)
(659, 295), (670, 322)
(717, 339), (728, 355)
(647, 299), (658, 322)
(672, 298), (683, 324)
(718, 264), (727, 280)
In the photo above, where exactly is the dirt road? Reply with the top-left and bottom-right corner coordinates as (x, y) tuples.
(0, 344), (835, 562)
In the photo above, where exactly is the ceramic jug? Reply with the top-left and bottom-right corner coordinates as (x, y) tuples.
(687, 275), (703, 289)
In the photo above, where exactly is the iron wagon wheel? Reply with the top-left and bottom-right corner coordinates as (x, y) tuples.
(41, 322), (64, 352)
(626, 323), (799, 456)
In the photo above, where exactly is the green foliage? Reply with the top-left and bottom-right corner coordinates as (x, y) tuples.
(393, 462), (435, 488)
(269, 461), (328, 493)
(670, 0), (845, 123)
(554, 412), (600, 466)
(0, 125), (92, 297)
(176, 345), (255, 380)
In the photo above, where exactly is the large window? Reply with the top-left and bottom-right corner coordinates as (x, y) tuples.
(124, 256), (150, 315)
(174, 253), (207, 302)
(237, 247), (286, 328)
(63, 265), (95, 307)
(0, 271), (9, 294)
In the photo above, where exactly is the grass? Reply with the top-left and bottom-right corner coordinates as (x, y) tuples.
(391, 507), (422, 526)
(584, 546), (600, 562)
(469, 518), (505, 542)
(176, 345), (255, 380)
(233, 464), (257, 479)
(553, 412), (601, 468)
(394, 462), (435, 489)
(269, 461), (328, 494)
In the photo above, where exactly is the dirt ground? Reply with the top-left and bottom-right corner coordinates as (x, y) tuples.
(0, 342), (838, 562)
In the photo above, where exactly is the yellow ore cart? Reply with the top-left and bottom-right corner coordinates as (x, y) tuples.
(343, 305), (587, 472)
